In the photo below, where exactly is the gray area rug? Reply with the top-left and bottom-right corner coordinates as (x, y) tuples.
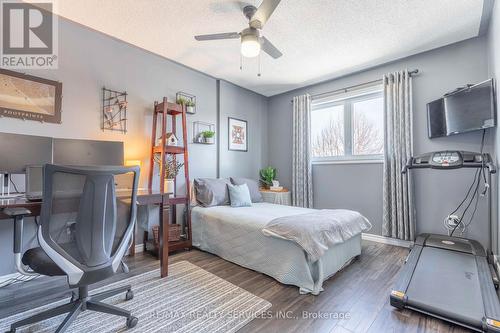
(0, 261), (272, 332)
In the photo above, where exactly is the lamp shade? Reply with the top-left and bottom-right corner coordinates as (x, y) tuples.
(125, 160), (141, 167)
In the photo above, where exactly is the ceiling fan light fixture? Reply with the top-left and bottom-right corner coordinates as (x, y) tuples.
(241, 32), (260, 58)
(194, 1), (283, 61)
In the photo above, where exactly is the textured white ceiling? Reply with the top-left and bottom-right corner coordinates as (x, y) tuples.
(47, 0), (484, 96)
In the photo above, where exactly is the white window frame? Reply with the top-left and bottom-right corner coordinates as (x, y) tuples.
(311, 89), (384, 164)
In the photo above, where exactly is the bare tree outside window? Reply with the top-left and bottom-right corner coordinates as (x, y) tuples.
(311, 104), (344, 157)
(352, 112), (384, 155)
(311, 94), (384, 159)
(312, 116), (344, 157)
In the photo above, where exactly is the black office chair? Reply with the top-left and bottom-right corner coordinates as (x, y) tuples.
(7, 164), (140, 333)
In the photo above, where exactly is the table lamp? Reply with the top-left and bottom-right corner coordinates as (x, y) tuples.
(125, 160), (142, 168)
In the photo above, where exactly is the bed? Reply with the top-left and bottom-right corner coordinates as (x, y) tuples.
(191, 202), (365, 295)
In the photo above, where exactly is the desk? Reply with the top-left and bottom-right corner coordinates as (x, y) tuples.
(0, 189), (172, 278)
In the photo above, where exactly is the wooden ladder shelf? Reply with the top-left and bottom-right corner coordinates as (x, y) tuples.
(147, 97), (192, 254)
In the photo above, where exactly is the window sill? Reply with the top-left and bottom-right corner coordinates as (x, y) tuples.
(312, 159), (384, 165)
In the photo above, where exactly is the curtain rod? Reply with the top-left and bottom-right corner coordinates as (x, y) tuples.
(290, 69), (419, 102)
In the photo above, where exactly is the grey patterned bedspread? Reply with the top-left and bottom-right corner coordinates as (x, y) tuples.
(191, 203), (365, 294)
(262, 210), (371, 262)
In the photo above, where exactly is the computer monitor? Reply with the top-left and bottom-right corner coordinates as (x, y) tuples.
(0, 133), (53, 173)
(53, 138), (124, 166)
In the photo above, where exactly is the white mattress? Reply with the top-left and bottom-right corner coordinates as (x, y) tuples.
(192, 203), (362, 294)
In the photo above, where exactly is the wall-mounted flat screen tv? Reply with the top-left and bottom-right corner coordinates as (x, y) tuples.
(427, 79), (496, 138)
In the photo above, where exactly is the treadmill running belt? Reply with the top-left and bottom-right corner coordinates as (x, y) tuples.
(406, 247), (484, 329)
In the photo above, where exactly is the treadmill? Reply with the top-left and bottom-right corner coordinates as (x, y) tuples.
(390, 151), (500, 332)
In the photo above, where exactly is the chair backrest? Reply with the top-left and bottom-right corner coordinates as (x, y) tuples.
(38, 164), (139, 287)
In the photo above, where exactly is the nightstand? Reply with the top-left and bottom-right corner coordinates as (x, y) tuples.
(259, 188), (291, 205)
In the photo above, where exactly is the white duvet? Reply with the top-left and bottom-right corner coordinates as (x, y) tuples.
(192, 203), (364, 294)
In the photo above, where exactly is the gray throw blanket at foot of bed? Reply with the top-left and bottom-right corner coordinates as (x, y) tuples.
(262, 209), (372, 262)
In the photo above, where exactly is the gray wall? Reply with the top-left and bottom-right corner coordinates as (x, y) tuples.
(489, 0), (500, 254)
(219, 80), (268, 179)
(268, 36), (493, 246)
(0, 18), (268, 276)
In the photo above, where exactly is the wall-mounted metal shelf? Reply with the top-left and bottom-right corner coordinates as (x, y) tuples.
(192, 121), (215, 144)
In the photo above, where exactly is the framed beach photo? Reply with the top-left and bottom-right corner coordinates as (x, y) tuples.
(0, 69), (62, 124)
(228, 117), (248, 152)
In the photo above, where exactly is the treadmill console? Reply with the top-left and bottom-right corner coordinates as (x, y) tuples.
(429, 151), (463, 168)
(405, 151), (492, 172)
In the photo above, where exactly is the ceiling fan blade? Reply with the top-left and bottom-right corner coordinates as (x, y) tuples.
(250, 0), (281, 29)
(194, 32), (240, 41)
(209, 1), (249, 13)
(261, 36), (282, 59)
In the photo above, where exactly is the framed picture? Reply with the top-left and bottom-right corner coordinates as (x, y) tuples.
(228, 117), (248, 152)
(0, 69), (62, 123)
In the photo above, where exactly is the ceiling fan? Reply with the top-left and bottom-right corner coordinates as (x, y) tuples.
(194, 0), (282, 59)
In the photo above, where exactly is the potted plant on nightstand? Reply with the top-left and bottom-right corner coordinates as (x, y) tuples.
(154, 155), (184, 195)
(201, 130), (215, 144)
(260, 166), (277, 188)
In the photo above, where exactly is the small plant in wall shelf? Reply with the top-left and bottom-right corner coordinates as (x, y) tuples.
(201, 130), (215, 144)
(176, 96), (188, 105)
(176, 94), (196, 114)
(185, 100), (196, 114)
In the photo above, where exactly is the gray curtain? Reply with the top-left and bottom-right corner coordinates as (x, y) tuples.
(382, 70), (415, 241)
(292, 94), (313, 208)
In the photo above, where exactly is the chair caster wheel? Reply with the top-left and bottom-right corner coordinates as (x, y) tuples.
(126, 316), (138, 328)
(125, 290), (134, 301)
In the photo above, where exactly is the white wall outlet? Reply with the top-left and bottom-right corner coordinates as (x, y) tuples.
(446, 215), (460, 227)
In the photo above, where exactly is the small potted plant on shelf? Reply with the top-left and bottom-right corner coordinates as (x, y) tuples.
(176, 96), (188, 106)
(154, 155), (184, 196)
(185, 100), (196, 114)
(176, 97), (196, 114)
(201, 130), (215, 144)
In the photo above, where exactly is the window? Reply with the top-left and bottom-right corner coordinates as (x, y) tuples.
(311, 88), (384, 162)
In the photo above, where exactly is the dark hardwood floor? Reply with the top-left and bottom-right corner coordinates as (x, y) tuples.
(0, 241), (472, 333)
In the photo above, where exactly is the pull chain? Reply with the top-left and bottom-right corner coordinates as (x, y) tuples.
(257, 52), (261, 77)
(240, 54), (243, 71)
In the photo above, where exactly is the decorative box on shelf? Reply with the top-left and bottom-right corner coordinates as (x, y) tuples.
(146, 224), (188, 257)
(259, 187), (291, 205)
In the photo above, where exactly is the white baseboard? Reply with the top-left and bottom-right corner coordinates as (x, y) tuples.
(362, 233), (412, 248)
(134, 244), (144, 253)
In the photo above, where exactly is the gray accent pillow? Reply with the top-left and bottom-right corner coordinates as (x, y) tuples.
(228, 183), (252, 207)
(230, 177), (263, 203)
(194, 178), (231, 207)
